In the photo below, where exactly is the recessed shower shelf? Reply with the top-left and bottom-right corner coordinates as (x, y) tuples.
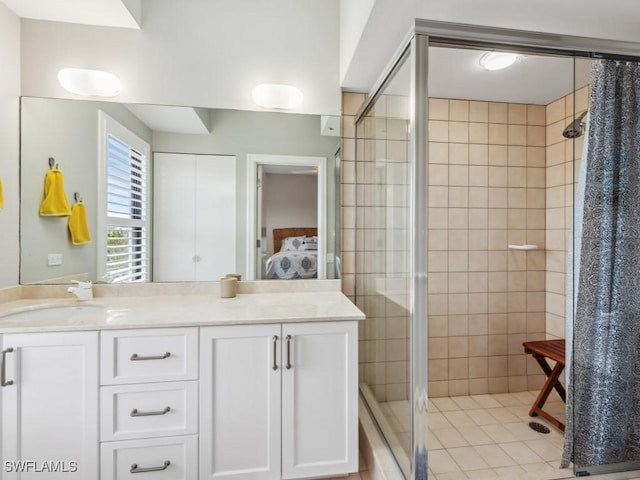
(508, 244), (541, 250)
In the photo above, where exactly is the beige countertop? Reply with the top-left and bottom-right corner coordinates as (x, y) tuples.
(0, 291), (365, 333)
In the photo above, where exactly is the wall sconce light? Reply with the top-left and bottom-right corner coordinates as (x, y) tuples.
(251, 84), (303, 109)
(479, 52), (522, 71)
(58, 68), (123, 97)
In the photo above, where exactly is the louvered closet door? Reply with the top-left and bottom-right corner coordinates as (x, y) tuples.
(153, 153), (236, 282)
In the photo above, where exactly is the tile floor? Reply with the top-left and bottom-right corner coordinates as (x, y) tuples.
(380, 390), (570, 480)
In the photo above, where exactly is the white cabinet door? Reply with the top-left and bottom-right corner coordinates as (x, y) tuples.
(200, 325), (281, 480)
(1, 331), (99, 480)
(281, 321), (358, 479)
(194, 155), (236, 281)
(154, 153), (236, 282)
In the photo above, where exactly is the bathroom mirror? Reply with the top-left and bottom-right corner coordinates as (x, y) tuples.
(19, 96), (340, 284)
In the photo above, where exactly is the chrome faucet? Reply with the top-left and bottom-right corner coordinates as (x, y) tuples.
(67, 280), (93, 301)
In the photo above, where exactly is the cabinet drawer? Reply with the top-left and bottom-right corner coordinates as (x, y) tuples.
(101, 435), (197, 480)
(101, 381), (198, 442)
(101, 328), (198, 385)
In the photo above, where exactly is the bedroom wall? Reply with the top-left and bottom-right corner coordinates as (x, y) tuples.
(0, 2), (20, 288)
(263, 173), (318, 255)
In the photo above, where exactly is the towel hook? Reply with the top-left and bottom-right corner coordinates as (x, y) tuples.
(74, 192), (82, 202)
(48, 157), (59, 169)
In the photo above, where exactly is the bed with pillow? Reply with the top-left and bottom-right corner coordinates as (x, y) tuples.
(264, 228), (318, 279)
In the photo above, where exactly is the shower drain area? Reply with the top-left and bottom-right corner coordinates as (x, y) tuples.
(529, 421), (551, 434)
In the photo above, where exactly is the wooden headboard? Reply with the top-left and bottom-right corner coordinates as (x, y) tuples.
(273, 227), (318, 253)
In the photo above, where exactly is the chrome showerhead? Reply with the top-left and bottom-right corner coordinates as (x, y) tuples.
(562, 111), (588, 139)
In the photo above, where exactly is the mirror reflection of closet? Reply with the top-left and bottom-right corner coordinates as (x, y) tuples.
(19, 96), (340, 284)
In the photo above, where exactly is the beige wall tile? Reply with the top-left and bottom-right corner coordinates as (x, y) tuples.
(489, 102), (508, 123)
(469, 123), (489, 144)
(430, 120), (449, 142)
(468, 230), (488, 251)
(449, 207), (469, 229)
(470, 101), (489, 122)
(527, 147), (546, 168)
(429, 229), (448, 250)
(508, 167), (527, 188)
(527, 126), (546, 146)
(450, 122), (470, 143)
(429, 98), (449, 120)
(470, 144), (489, 165)
(429, 186), (449, 207)
(489, 124), (508, 145)
(449, 229), (469, 251)
(527, 168), (546, 188)
(469, 187), (488, 208)
(429, 164), (449, 186)
(469, 314), (488, 335)
(489, 145), (508, 166)
(508, 125), (527, 146)
(449, 186), (469, 208)
(508, 146), (527, 166)
(527, 105), (545, 126)
(546, 97), (565, 125)
(449, 143), (469, 164)
(450, 99), (470, 121)
(429, 142), (449, 164)
(508, 104), (527, 125)
(343, 93), (366, 116)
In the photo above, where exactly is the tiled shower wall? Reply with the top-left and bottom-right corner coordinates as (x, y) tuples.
(426, 99), (548, 397)
(545, 85), (589, 340)
(342, 91), (411, 403)
(342, 90), (588, 401)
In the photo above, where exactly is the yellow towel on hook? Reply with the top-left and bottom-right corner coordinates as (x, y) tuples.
(0, 176), (4, 210)
(68, 201), (91, 245)
(39, 167), (71, 216)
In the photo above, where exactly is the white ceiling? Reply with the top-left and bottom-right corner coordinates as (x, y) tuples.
(1, 0), (140, 28)
(124, 104), (211, 135)
(8, 0), (640, 112)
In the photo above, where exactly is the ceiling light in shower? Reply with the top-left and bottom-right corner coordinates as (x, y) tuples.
(58, 68), (122, 97)
(479, 52), (521, 71)
(252, 84), (303, 110)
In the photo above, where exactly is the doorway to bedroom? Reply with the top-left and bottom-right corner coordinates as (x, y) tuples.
(246, 154), (328, 280)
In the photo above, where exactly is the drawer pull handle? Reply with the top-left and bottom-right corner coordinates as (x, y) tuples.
(130, 352), (171, 361)
(1, 348), (14, 387)
(130, 460), (170, 473)
(272, 335), (278, 370)
(286, 335), (292, 370)
(130, 406), (171, 417)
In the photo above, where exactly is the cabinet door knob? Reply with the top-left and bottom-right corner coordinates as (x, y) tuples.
(130, 460), (170, 473)
(192, 255), (202, 263)
(286, 335), (292, 370)
(1, 348), (14, 387)
(272, 335), (279, 370)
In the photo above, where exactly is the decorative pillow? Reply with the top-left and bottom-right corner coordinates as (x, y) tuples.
(302, 236), (318, 250)
(281, 236), (306, 252)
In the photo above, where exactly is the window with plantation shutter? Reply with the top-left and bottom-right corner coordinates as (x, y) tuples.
(98, 112), (150, 283)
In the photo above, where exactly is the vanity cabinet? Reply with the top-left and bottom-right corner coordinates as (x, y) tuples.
(200, 321), (358, 480)
(99, 328), (199, 480)
(0, 331), (99, 479)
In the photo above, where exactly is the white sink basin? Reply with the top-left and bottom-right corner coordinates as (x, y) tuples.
(0, 304), (106, 323)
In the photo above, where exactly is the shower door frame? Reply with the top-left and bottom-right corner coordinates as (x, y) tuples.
(356, 19), (640, 480)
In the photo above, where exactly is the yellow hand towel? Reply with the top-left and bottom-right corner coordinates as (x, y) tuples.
(68, 201), (91, 245)
(0, 176), (4, 210)
(39, 168), (71, 216)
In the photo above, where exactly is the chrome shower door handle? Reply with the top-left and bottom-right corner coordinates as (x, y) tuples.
(272, 336), (279, 370)
(286, 335), (292, 370)
(1, 348), (14, 387)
